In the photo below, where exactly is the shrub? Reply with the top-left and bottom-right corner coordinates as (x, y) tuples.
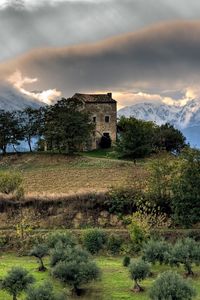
(83, 228), (107, 254)
(105, 186), (138, 215)
(149, 271), (196, 300)
(29, 243), (49, 271)
(26, 282), (65, 300)
(107, 234), (122, 255)
(129, 259), (150, 292)
(123, 256), (130, 267)
(142, 239), (170, 265)
(1, 267), (34, 300)
(48, 232), (76, 249)
(52, 248), (100, 295)
(0, 171), (23, 195)
(170, 238), (200, 276)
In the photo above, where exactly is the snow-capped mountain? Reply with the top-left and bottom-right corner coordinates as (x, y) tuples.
(0, 83), (43, 111)
(118, 100), (200, 147)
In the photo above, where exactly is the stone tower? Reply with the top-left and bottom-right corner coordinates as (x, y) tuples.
(73, 92), (117, 150)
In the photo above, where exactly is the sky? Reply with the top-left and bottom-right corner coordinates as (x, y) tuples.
(1, 0), (200, 108)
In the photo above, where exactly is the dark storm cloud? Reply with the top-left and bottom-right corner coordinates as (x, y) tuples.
(2, 0), (200, 62)
(1, 20), (200, 101)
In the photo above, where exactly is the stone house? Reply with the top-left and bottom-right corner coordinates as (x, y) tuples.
(72, 92), (117, 150)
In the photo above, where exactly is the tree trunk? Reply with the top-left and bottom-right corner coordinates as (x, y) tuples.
(13, 294), (17, 300)
(132, 280), (144, 292)
(28, 138), (32, 152)
(185, 263), (194, 277)
(38, 258), (47, 272)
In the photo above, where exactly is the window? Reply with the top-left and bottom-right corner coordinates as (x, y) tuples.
(93, 116), (96, 123)
(105, 116), (110, 123)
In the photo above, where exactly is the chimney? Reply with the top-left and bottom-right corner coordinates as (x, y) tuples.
(107, 92), (112, 98)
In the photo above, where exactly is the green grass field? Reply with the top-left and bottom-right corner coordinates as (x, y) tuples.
(0, 254), (199, 300)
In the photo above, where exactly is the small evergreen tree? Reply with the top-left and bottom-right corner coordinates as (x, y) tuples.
(149, 271), (196, 300)
(129, 259), (150, 292)
(29, 243), (49, 271)
(1, 267), (34, 300)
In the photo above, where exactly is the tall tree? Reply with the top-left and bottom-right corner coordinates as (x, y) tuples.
(44, 98), (94, 153)
(0, 110), (23, 154)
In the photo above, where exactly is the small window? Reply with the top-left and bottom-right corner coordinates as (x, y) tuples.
(105, 116), (110, 123)
(93, 116), (96, 123)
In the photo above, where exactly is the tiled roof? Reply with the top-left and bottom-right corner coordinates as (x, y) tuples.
(72, 93), (116, 103)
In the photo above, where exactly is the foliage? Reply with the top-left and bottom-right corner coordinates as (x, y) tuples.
(123, 256), (131, 267)
(117, 116), (157, 159)
(129, 259), (150, 292)
(107, 234), (122, 255)
(105, 186), (139, 215)
(44, 97), (94, 153)
(155, 123), (186, 153)
(0, 171), (23, 195)
(83, 228), (107, 254)
(29, 243), (49, 271)
(47, 232), (76, 249)
(0, 110), (23, 154)
(170, 238), (200, 276)
(142, 239), (171, 265)
(149, 271), (196, 300)
(1, 267), (34, 300)
(52, 245), (100, 295)
(171, 148), (200, 226)
(26, 282), (65, 300)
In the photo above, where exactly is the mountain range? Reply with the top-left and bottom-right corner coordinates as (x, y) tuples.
(118, 100), (200, 148)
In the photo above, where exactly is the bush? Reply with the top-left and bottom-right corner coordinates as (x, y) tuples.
(142, 239), (170, 265)
(29, 243), (49, 271)
(83, 228), (107, 254)
(107, 234), (122, 255)
(149, 271), (196, 300)
(1, 267), (34, 300)
(48, 232), (76, 249)
(0, 171), (23, 195)
(26, 282), (65, 300)
(105, 186), (138, 215)
(170, 238), (200, 276)
(52, 247), (100, 295)
(129, 259), (150, 292)
(123, 256), (130, 267)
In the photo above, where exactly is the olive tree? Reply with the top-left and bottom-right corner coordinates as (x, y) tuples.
(149, 271), (196, 300)
(129, 259), (150, 292)
(170, 238), (200, 276)
(1, 267), (34, 300)
(29, 243), (49, 271)
(143, 239), (171, 265)
(26, 282), (65, 300)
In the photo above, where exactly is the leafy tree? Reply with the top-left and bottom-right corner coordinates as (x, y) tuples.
(117, 116), (157, 159)
(83, 228), (107, 254)
(0, 110), (23, 154)
(171, 148), (200, 226)
(29, 243), (49, 271)
(155, 123), (186, 153)
(1, 267), (34, 300)
(142, 239), (170, 265)
(26, 282), (65, 300)
(170, 238), (200, 276)
(129, 259), (150, 292)
(52, 246), (100, 295)
(44, 98), (94, 153)
(20, 107), (44, 152)
(149, 271), (196, 300)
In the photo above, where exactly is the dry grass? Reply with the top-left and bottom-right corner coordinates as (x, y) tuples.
(0, 153), (147, 195)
